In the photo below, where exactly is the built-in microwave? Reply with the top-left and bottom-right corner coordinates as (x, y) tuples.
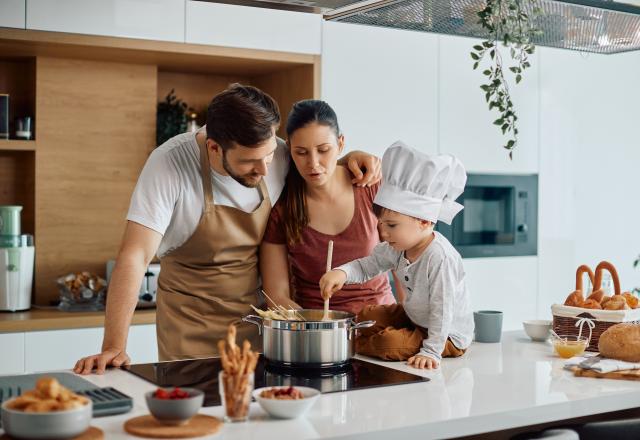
(437, 174), (538, 258)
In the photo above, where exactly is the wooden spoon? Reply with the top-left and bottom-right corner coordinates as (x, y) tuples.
(322, 240), (334, 321)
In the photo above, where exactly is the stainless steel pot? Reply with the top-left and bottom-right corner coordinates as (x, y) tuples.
(243, 309), (375, 368)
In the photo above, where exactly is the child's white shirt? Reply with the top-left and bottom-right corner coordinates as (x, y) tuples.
(336, 232), (474, 361)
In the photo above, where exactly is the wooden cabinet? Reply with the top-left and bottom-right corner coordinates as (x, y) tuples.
(26, 0), (185, 42)
(438, 35), (539, 173)
(0, 333), (25, 375)
(321, 22), (439, 157)
(0, 28), (318, 306)
(0, 0), (25, 29)
(186, 1), (321, 54)
(24, 324), (157, 372)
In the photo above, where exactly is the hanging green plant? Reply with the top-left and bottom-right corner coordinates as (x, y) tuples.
(471, 0), (542, 159)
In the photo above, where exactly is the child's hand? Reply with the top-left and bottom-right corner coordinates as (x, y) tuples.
(407, 354), (439, 370)
(319, 270), (347, 301)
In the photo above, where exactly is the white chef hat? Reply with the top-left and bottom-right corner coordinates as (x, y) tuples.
(373, 141), (467, 224)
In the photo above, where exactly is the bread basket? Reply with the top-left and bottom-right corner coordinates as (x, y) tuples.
(552, 262), (640, 351)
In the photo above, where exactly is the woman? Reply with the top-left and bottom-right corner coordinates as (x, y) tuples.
(260, 100), (395, 314)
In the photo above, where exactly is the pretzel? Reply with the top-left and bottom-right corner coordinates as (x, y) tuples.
(594, 261), (621, 296)
(564, 264), (596, 307)
(575, 264), (595, 293)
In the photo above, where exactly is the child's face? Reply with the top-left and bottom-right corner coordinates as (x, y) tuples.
(377, 210), (433, 252)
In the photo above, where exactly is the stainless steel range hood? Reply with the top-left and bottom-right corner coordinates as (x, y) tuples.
(199, 0), (640, 53)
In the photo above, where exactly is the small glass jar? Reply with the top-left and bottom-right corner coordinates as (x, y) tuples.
(218, 370), (253, 422)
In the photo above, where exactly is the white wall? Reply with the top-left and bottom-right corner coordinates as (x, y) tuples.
(323, 22), (640, 328)
(321, 21), (439, 157)
(322, 22), (541, 329)
(538, 48), (640, 316)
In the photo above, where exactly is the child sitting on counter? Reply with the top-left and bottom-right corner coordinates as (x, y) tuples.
(319, 141), (474, 370)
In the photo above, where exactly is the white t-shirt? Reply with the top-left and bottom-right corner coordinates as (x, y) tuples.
(127, 130), (289, 258)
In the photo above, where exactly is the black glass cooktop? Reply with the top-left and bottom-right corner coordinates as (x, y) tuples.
(125, 357), (429, 407)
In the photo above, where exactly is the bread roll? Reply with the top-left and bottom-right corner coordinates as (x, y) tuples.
(603, 295), (628, 310)
(599, 323), (640, 362)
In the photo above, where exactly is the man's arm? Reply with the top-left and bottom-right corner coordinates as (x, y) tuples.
(74, 221), (161, 375)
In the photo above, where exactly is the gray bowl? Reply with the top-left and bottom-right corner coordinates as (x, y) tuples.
(144, 388), (204, 426)
(1, 399), (92, 439)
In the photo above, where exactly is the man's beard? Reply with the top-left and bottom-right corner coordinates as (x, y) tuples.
(222, 151), (262, 188)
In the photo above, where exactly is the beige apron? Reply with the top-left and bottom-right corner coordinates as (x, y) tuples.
(156, 139), (270, 361)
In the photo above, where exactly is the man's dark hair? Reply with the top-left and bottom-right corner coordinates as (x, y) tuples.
(206, 83), (280, 150)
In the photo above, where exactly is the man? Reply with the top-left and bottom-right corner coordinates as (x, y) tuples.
(74, 84), (380, 374)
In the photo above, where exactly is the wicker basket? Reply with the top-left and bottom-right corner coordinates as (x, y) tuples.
(552, 305), (640, 351)
(554, 261), (640, 351)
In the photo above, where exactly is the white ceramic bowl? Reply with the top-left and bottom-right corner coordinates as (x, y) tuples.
(523, 319), (552, 341)
(1, 399), (92, 439)
(253, 386), (319, 419)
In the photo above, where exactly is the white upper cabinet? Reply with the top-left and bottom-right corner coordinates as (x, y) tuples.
(186, 1), (321, 54)
(322, 21), (439, 157)
(438, 35), (539, 174)
(0, 0), (25, 29)
(26, 0), (186, 42)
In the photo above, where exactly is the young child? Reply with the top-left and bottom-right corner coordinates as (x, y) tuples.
(319, 141), (474, 370)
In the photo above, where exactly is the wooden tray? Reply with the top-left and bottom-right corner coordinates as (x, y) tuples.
(572, 366), (640, 381)
(1, 426), (103, 440)
(124, 414), (222, 438)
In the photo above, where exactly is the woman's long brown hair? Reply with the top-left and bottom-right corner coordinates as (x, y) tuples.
(283, 100), (340, 246)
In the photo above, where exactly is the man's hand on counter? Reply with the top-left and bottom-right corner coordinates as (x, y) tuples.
(73, 348), (131, 375)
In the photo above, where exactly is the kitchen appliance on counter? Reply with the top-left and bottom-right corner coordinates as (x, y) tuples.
(0, 206), (34, 312)
(125, 356), (428, 407)
(437, 174), (538, 258)
(106, 259), (159, 308)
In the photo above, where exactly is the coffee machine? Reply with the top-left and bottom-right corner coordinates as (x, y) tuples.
(0, 206), (34, 312)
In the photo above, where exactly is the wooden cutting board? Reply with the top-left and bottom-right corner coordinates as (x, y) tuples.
(572, 366), (640, 381)
(124, 414), (222, 438)
(1, 426), (103, 440)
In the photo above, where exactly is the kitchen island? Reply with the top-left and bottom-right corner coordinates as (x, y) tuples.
(4, 331), (640, 439)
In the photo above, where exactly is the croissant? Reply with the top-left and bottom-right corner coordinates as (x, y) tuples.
(600, 295), (612, 308)
(564, 291), (584, 307)
(587, 289), (605, 303)
(582, 299), (602, 309)
(622, 292), (639, 309)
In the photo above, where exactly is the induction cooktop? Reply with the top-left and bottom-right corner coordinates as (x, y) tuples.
(125, 357), (429, 407)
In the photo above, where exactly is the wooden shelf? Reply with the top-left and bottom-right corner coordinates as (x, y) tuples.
(0, 139), (36, 151)
(0, 308), (156, 333)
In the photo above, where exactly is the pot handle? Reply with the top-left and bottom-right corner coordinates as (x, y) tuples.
(348, 320), (375, 340)
(242, 315), (263, 335)
(351, 320), (376, 331)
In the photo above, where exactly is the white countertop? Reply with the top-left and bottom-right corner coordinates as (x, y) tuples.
(6, 331), (640, 439)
